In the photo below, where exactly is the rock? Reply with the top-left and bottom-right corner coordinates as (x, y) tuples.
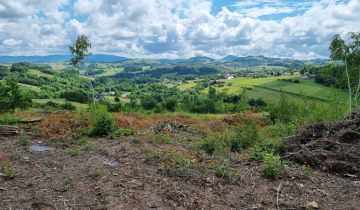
(306, 201), (319, 209)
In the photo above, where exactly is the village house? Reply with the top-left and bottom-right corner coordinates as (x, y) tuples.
(299, 74), (317, 80)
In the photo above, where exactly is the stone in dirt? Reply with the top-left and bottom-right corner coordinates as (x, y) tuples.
(306, 201), (319, 209)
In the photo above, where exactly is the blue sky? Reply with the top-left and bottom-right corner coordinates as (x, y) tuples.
(0, 0), (358, 59)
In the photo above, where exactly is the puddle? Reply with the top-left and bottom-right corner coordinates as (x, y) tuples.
(29, 145), (55, 153)
(92, 155), (119, 167)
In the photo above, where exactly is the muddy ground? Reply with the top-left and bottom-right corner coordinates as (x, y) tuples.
(1, 135), (359, 210)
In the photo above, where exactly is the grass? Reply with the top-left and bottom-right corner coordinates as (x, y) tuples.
(33, 99), (88, 109)
(18, 83), (41, 92)
(98, 68), (124, 76)
(177, 76), (348, 104)
(29, 69), (54, 78)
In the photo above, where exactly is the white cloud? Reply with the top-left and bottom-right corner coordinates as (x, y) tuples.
(0, 0), (359, 59)
(2, 38), (22, 46)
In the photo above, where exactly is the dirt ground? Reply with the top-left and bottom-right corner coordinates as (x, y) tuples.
(1, 135), (359, 210)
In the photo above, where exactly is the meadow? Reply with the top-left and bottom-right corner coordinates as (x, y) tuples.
(178, 76), (348, 103)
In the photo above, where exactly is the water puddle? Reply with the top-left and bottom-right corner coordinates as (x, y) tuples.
(29, 145), (55, 153)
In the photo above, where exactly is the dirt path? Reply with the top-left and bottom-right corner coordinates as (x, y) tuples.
(1, 137), (359, 210)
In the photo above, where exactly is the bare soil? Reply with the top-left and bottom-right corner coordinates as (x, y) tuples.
(1, 135), (360, 210)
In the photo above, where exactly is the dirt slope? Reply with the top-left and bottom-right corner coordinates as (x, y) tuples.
(1, 136), (359, 210)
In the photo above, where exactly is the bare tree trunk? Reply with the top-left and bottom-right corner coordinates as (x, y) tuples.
(344, 57), (352, 112)
(355, 65), (360, 109)
(84, 64), (96, 109)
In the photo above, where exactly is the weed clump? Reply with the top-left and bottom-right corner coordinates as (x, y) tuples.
(0, 160), (17, 179)
(19, 133), (30, 146)
(161, 150), (192, 176)
(262, 152), (281, 179)
(67, 148), (82, 156)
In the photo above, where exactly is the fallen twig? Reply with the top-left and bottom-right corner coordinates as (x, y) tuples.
(277, 181), (282, 210)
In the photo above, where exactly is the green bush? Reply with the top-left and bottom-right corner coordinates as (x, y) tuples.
(107, 128), (133, 139)
(262, 152), (281, 179)
(199, 137), (224, 155)
(215, 163), (229, 178)
(228, 122), (260, 152)
(89, 106), (115, 137)
(0, 160), (17, 179)
(61, 102), (76, 111)
(0, 113), (19, 125)
(162, 150), (192, 176)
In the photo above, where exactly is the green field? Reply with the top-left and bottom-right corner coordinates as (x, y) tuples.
(178, 76), (348, 103)
(98, 68), (124, 76)
(33, 99), (88, 109)
(29, 69), (54, 78)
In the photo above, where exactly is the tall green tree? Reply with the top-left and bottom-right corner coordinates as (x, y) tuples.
(69, 35), (92, 66)
(0, 65), (9, 79)
(329, 34), (352, 112)
(69, 35), (94, 107)
(0, 76), (32, 113)
(349, 32), (360, 108)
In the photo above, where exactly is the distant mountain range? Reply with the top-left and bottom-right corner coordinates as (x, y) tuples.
(0, 54), (328, 68)
(0, 54), (129, 64)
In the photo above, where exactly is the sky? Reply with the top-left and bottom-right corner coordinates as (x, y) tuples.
(0, 0), (359, 59)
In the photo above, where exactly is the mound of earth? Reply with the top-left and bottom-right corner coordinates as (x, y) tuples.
(285, 111), (360, 178)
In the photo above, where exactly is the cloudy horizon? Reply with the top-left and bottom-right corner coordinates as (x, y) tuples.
(0, 0), (359, 59)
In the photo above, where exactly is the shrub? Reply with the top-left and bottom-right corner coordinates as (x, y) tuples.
(0, 113), (19, 125)
(61, 102), (76, 111)
(0, 76), (32, 113)
(268, 95), (299, 123)
(161, 150), (192, 176)
(0, 160), (17, 179)
(215, 163), (229, 178)
(248, 98), (267, 108)
(107, 128), (133, 139)
(262, 152), (281, 179)
(60, 89), (89, 103)
(19, 134), (30, 146)
(89, 106), (115, 137)
(199, 137), (224, 155)
(228, 122), (260, 152)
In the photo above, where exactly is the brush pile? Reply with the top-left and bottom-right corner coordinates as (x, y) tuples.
(0, 125), (21, 138)
(285, 111), (360, 178)
(150, 121), (189, 134)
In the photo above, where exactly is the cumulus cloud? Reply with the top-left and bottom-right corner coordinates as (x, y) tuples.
(2, 38), (22, 46)
(0, 0), (359, 59)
